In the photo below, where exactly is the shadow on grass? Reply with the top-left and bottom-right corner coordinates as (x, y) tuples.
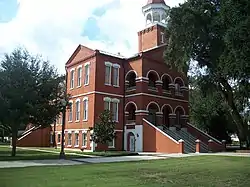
(0, 147), (88, 161)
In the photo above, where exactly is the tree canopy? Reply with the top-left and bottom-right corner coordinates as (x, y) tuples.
(165, 0), (250, 146)
(0, 47), (66, 156)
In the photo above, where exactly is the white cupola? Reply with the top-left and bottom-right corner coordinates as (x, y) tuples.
(142, 0), (170, 27)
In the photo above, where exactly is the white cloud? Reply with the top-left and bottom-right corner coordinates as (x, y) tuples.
(0, 0), (185, 74)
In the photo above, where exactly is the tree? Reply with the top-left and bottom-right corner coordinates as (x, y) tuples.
(165, 0), (250, 147)
(90, 110), (116, 150)
(0, 47), (65, 156)
(189, 75), (236, 142)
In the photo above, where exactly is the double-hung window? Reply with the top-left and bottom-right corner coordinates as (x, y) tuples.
(82, 133), (87, 147)
(70, 69), (75, 89)
(75, 133), (79, 147)
(105, 62), (112, 85)
(77, 66), (82, 87)
(83, 97), (88, 121)
(68, 102), (73, 122)
(75, 100), (80, 121)
(113, 64), (120, 87)
(104, 97), (111, 111)
(112, 99), (119, 122)
(84, 63), (90, 85)
(67, 133), (72, 146)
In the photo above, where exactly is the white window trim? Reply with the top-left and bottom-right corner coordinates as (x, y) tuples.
(83, 97), (89, 121)
(112, 64), (120, 87)
(108, 138), (115, 148)
(82, 132), (87, 148)
(104, 97), (111, 110)
(75, 99), (80, 122)
(77, 66), (82, 88)
(112, 98), (119, 122)
(68, 100), (73, 122)
(67, 133), (72, 147)
(160, 32), (164, 44)
(70, 69), (75, 89)
(84, 63), (90, 86)
(105, 62), (112, 86)
(74, 133), (79, 147)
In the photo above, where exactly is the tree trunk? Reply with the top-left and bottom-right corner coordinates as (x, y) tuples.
(218, 79), (248, 146)
(11, 129), (17, 157)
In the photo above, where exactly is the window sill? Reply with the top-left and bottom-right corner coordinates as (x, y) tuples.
(68, 120), (73, 123)
(83, 119), (88, 122)
(76, 85), (81, 88)
(81, 146), (87, 149)
(74, 145), (79, 148)
(105, 83), (112, 86)
(67, 145), (72, 147)
(70, 88), (74, 90)
(84, 83), (89, 86)
(75, 120), (80, 123)
(108, 146), (115, 148)
(113, 85), (119, 88)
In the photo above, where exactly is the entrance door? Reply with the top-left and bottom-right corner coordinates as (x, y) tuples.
(129, 135), (135, 152)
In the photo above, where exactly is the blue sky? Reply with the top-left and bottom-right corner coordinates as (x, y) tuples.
(0, 0), (184, 73)
(0, 0), (19, 22)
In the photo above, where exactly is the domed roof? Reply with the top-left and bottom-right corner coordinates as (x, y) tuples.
(147, 0), (166, 5)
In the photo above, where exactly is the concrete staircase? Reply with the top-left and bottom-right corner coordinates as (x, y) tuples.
(162, 126), (208, 153)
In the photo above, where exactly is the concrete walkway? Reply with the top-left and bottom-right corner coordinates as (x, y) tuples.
(0, 155), (164, 169)
(1, 152), (249, 169)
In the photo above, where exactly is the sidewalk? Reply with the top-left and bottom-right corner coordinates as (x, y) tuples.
(0, 155), (164, 169)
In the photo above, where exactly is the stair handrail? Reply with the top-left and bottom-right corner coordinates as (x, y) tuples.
(187, 123), (222, 144)
(18, 125), (42, 141)
(20, 126), (37, 136)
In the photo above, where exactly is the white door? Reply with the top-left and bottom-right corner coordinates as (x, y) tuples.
(129, 135), (135, 152)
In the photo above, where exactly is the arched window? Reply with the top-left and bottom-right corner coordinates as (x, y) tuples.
(126, 71), (136, 89)
(162, 75), (171, 91)
(146, 13), (152, 24)
(153, 12), (160, 22)
(126, 103), (136, 121)
(174, 78), (184, 96)
(174, 106), (185, 127)
(162, 105), (173, 127)
(148, 72), (158, 88)
(147, 102), (160, 125)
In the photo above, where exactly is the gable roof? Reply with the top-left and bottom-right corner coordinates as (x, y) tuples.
(66, 45), (95, 65)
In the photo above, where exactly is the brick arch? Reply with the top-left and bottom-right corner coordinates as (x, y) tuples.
(146, 70), (160, 80)
(161, 73), (173, 83)
(125, 70), (138, 80)
(174, 105), (186, 115)
(161, 104), (174, 114)
(125, 101), (138, 111)
(174, 77), (185, 86)
(146, 101), (161, 112)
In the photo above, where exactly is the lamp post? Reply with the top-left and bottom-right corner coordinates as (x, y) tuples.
(59, 99), (67, 159)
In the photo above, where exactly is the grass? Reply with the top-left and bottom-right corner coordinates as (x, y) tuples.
(0, 146), (88, 161)
(0, 156), (250, 187)
(38, 147), (139, 157)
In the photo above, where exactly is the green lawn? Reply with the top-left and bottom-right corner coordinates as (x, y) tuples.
(0, 156), (249, 187)
(0, 146), (88, 161)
